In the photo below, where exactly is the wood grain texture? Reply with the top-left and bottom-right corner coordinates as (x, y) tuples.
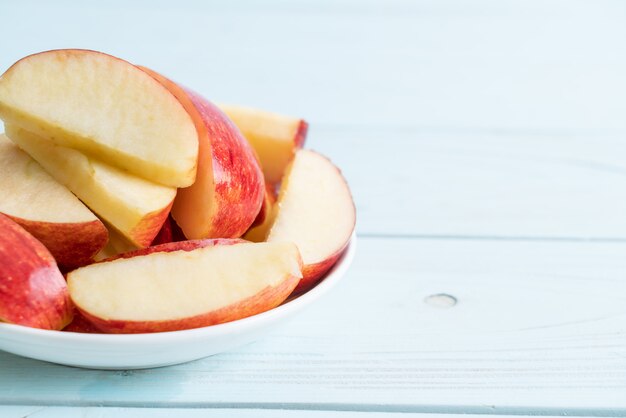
(1, 238), (626, 414)
(0, 407), (585, 418)
(312, 128), (626, 238)
(0, 0), (624, 134)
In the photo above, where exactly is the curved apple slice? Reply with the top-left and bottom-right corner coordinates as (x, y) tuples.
(0, 49), (198, 187)
(268, 150), (356, 294)
(67, 241), (302, 333)
(6, 126), (176, 248)
(0, 134), (107, 269)
(139, 68), (264, 240)
(218, 104), (308, 184)
(0, 213), (73, 330)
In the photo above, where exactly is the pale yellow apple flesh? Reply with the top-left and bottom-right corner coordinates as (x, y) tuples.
(0, 49), (198, 187)
(0, 134), (107, 268)
(243, 183), (278, 243)
(93, 223), (140, 261)
(268, 150), (355, 293)
(93, 241), (117, 262)
(0, 134), (94, 224)
(218, 104), (307, 184)
(6, 125), (176, 248)
(68, 241), (303, 333)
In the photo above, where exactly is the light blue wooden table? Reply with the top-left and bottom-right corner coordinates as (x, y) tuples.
(1, 1), (626, 416)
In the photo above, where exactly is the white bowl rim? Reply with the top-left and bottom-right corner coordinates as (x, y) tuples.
(0, 233), (356, 345)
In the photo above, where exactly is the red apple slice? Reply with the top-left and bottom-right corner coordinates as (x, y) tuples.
(268, 150), (355, 294)
(6, 125), (176, 247)
(0, 213), (73, 330)
(67, 241), (302, 333)
(0, 134), (107, 269)
(219, 104), (308, 184)
(0, 49), (198, 187)
(140, 68), (264, 239)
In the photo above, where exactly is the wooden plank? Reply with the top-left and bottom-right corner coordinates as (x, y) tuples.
(0, 2), (624, 416)
(0, 0), (624, 134)
(1, 237), (625, 414)
(312, 128), (626, 238)
(0, 407), (591, 418)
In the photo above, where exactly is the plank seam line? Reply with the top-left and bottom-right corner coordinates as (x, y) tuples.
(359, 233), (626, 243)
(1, 401), (625, 416)
(314, 123), (626, 138)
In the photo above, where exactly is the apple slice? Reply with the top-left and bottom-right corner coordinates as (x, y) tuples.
(243, 183), (278, 242)
(218, 104), (308, 184)
(0, 49), (198, 187)
(67, 241), (302, 333)
(0, 134), (107, 269)
(268, 150), (355, 294)
(140, 69), (264, 239)
(0, 213), (73, 330)
(6, 125), (176, 248)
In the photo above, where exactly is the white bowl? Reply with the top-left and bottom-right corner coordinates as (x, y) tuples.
(0, 234), (356, 370)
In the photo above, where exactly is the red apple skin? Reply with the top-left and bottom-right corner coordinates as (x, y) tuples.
(72, 238), (301, 333)
(140, 67), (264, 239)
(98, 238), (245, 262)
(150, 214), (188, 246)
(4, 214), (108, 270)
(0, 213), (73, 330)
(62, 310), (100, 333)
(293, 246), (349, 295)
(150, 215), (174, 246)
(185, 89), (264, 237)
(169, 216), (187, 242)
(294, 120), (309, 149)
(128, 200), (175, 248)
(248, 183), (276, 229)
(249, 191), (268, 229)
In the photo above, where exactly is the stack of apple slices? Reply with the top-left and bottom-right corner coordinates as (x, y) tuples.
(0, 134), (108, 270)
(0, 49), (355, 334)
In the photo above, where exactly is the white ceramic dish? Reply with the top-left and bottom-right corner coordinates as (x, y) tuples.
(0, 234), (356, 370)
